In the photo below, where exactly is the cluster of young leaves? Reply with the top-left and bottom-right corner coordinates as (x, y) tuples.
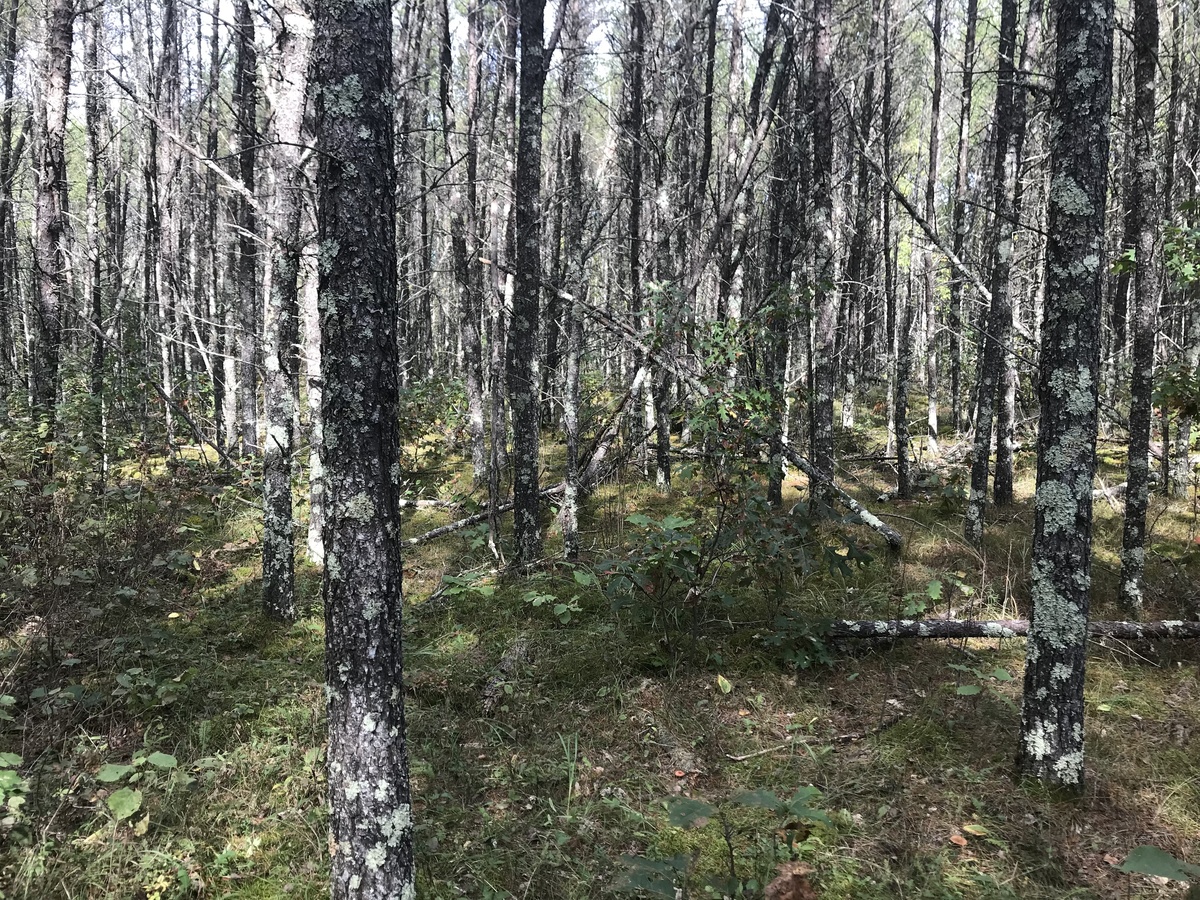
(1154, 360), (1200, 419)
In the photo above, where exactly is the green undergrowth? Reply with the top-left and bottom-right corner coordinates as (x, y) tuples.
(1, 410), (1198, 899)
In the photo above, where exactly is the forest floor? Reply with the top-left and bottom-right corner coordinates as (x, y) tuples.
(2, 408), (1199, 899)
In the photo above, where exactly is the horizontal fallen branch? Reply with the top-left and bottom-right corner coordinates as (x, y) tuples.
(824, 619), (1200, 640)
(404, 484), (566, 548)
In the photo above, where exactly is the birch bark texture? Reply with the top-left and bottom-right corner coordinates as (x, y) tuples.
(1016, 0), (1114, 789)
(32, 0), (75, 454)
(261, 1), (311, 623)
(312, 0), (415, 895)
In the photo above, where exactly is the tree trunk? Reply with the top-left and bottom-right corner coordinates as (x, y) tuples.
(234, 0), (259, 454)
(1118, 0), (1160, 617)
(85, 4), (106, 470)
(0, 0), (18, 404)
(964, 0), (1017, 547)
(312, 0), (414, 894)
(1016, 0), (1113, 789)
(810, 0), (837, 498)
(948, 0), (978, 433)
(993, 0), (1044, 506)
(439, 0), (488, 483)
(922, 0), (944, 458)
(508, 0), (548, 564)
(560, 0), (585, 560)
(262, 1), (310, 622)
(31, 0), (75, 471)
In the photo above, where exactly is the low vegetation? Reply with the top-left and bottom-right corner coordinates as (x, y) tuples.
(2, 392), (1198, 899)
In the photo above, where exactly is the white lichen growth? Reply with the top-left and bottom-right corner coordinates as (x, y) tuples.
(381, 802), (413, 847)
(365, 844), (387, 870)
(344, 492), (376, 522)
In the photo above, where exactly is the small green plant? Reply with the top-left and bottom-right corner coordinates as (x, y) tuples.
(440, 570), (495, 599)
(0, 752), (28, 835)
(523, 568), (597, 624)
(615, 788), (830, 898)
(946, 663), (1016, 710)
(95, 749), (189, 824)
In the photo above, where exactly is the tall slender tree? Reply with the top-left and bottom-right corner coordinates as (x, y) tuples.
(261, 0), (311, 622)
(1118, 0), (1161, 616)
(922, 0), (944, 457)
(31, 0), (75, 468)
(233, 0), (259, 454)
(312, 0), (414, 894)
(963, 0), (1018, 547)
(810, 0), (837, 498)
(1017, 0), (1114, 789)
(509, 0), (549, 564)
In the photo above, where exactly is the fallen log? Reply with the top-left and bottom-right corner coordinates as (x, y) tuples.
(404, 483), (566, 548)
(778, 447), (904, 552)
(824, 619), (1200, 640)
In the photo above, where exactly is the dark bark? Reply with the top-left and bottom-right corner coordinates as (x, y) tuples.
(155, 0), (182, 445)
(440, 0), (488, 483)
(262, 1), (310, 623)
(1118, 0), (1161, 616)
(1016, 0), (1114, 789)
(0, 0), (18, 400)
(964, 0), (1018, 546)
(234, 0), (259, 454)
(896, 267), (915, 499)
(947, 0), (978, 433)
(508, 0), (549, 564)
(993, 0), (1045, 506)
(312, 0), (414, 894)
(85, 5), (106, 464)
(810, 0), (837, 498)
(922, 0), (944, 457)
(624, 0), (647, 467)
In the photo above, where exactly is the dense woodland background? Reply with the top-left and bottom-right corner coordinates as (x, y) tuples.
(1, 0), (1200, 896)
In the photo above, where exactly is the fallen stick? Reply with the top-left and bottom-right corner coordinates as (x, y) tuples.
(779, 447), (904, 552)
(823, 619), (1200, 640)
(403, 484), (566, 547)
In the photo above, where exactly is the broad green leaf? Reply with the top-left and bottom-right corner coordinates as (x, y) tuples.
(667, 797), (716, 828)
(146, 752), (178, 769)
(0, 752), (20, 768)
(733, 788), (782, 811)
(96, 764), (134, 783)
(716, 675), (733, 694)
(107, 787), (143, 821)
(1118, 846), (1200, 882)
(956, 685), (983, 696)
(926, 580), (943, 601)
(989, 668), (1014, 682)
